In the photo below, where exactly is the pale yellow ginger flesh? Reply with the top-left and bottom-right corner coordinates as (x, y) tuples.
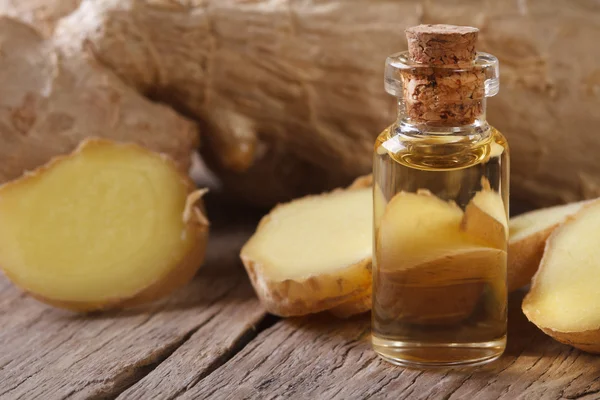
(378, 190), (503, 270)
(474, 190), (508, 228)
(462, 188), (508, 250)
(507, 201), (587, 291)
(245, 189), (372, 281)
(522, 200), (600, 353)
(241, 179), (372, 317)
(0, 139), (209, 311)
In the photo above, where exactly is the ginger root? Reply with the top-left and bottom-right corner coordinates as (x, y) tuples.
(508, 201), (587, 291)
(47, 0), (600, 207)
(0, 0), (81, 36)
(240, 177), (372, 317)
(0, 17), (198, 186)
(522, 200), (600, 353)
(0, 139), (209, 312)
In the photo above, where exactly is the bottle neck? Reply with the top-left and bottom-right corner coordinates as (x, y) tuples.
(394, 97), (490, 138)
(384, 51), (500, 135)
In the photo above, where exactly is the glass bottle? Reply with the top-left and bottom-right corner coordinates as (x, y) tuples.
(371, 25), (509, 368)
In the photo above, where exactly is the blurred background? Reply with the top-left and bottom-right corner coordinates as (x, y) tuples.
(1, 0), (598, 211)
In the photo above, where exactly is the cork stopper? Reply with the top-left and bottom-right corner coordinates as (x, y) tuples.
(401, 24), (484, 126)
(406, 24), (479, 66)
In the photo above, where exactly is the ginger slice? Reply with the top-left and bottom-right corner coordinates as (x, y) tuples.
(508, 201), (587, 291)
(0, 139), (209, 312)
(378, 190), (502, 272)
(522, 200), (600, 353)
(241, 176), (372, 317)
(461, 186), (508, 250)
(376, 191), (506, 324)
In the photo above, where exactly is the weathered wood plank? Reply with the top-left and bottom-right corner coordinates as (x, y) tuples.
(116, 283), (269, 400)
(179, 291), (600, 400)
(0, 205), (266, 400)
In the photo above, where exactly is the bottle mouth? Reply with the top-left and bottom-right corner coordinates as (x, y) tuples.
(384, 51), (499, 98)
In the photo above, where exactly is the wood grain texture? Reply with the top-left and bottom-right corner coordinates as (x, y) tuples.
(1, 200), (599, 400)
(177, 291), (600, 400)
(116, 283), (268, 400)
(0, 205), (266, 400)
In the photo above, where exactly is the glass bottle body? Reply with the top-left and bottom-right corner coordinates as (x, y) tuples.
(372, 122), (509, 368)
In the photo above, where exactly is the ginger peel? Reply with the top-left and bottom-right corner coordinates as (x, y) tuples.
(508, 201), (587, 291)
(523, 199), (600, 353)
(241, 176), (372, 317)
(0, 17), (198, 187)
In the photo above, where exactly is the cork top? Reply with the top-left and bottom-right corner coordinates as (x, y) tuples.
(405, 24), (479, 66)
(385, 24), (486, 126)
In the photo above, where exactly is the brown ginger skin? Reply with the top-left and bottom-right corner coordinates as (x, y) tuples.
(522, 200), (600, 354)
(4, 2), (599, 208)
(403, 24), (484, 126)
(0, 0), (81, 36)
(0, 17), (198, 185)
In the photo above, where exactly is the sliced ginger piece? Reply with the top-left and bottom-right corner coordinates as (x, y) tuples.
(376, 190), (506, 324)
(508, 200), (587, 291)
(461, 185), (508, 250)
(522, 200), (600, 353)
(241, 176), (372, 317)
(378, 190), (503, 273)
(325, 175), (384, 318)
(0, 139), (209, 312)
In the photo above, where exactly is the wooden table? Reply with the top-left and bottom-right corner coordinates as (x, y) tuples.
(1, 199), (599, 400)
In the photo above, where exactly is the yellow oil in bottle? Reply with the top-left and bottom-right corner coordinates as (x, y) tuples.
(371, 126), (509, 368)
